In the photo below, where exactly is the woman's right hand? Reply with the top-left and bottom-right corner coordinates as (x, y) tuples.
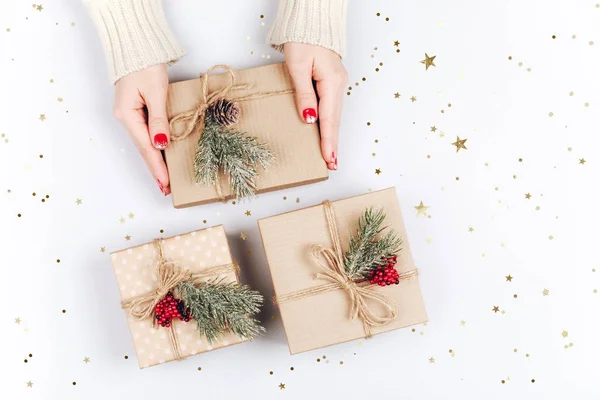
(113, 64), (171, 195)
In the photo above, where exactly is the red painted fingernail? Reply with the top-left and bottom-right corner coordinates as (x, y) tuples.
(154, 133), (168, 149)
(331, 151), (338, 170)
(302, 108), (317, 124)
(157, 179), (167, 195)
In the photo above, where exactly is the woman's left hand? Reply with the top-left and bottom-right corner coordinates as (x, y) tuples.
(284, 43), (348, 171)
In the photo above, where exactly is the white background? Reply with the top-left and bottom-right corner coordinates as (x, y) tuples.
(2, 0), (600, 399)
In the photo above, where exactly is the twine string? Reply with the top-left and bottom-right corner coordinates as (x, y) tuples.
(275, 201), (419, 338)
(120, 239), (239, 361)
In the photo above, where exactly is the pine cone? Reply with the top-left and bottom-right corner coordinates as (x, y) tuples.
(207, 99), (241, 127)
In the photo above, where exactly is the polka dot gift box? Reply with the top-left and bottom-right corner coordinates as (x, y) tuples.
(110, 225), (264, 368)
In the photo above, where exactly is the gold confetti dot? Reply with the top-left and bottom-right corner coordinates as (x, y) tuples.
(260, 14), (264, 18)
(269, 371), (273, 375)
(197, 367), (202, 371)
(513, 294), (518, 298)
(590, 41), (594, 45)
(552, 35), (556, 39)
(295, 197), (300, 203)
(585, 102), (590, 107)
(385, 17), (389, 21)
(6, 28), (10, 32)
(367, 122), (371, 126)
(569, 91), (574, 96)
(501, 380), (505, 384)
(124, 355), (128, 359)
(518, 62), (523, 67)
(316, 358), (321, 362)
(62, 309), (66, 313)
(72, 382), (76, 386)
(376, 12), (380, 16)
(531, 379), (535, 383)
(508, 56), (512, 60)
(549, 112), (554, 117)
(17, 213), (22, 217)
(56, 259), (60, 263)
(290, 367), (294, 371)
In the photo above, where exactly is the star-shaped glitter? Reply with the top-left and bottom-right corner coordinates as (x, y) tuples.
(240, 232), (248, 240)
(394, 92), (401, 99)
(414, 201), (429, 216)
(451, 136), (468, 152)
(39, 114), (46, 121)
(429, 357), (435, 364)
(420, 53), (436, 70)
(15, 317), (21, 324)
(279, 383), (285, 390)
(410, 96), (417, 102)
(128, 212), (135, 219)
(542, 288), (549, 296)
(460, 320), (466, 326)
(394, 40), (400, 47)
(505, 275), (513, 282)
(375, 168), (381, 175)
(468, 227), (474, 232)
(561, 330), (568, 338)
(36, 4), (43, 11)
(26, 381), (33, 387)
(100, 247), (106, 253)
(124, 235), (131, 241)
(439, 131), (446, 138)
(75, 198), (82, 205)
(245, 210), (251, 216)
(492, 306), (500, 313)
(579, 158), (586, 164)
(430, 126), (437, 132)
(83, 357), (90, 364)
(525, 193), (531, 199)
(119, 217), (126, 223)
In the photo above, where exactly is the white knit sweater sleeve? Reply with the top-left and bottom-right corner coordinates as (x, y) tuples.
(83, 0), (185, 84)
(268, 0), (348, 58)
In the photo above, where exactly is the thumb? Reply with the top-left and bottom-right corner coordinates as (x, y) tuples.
(288, 63), (319, 124)
(145, 91), (170, 150)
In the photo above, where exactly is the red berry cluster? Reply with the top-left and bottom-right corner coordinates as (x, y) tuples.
(154, 292), (191, 328)
(368, 255), (400, 286)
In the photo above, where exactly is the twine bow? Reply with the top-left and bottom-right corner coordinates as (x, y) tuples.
(275, 201), (418, 338)
(121, 239), (239, 361)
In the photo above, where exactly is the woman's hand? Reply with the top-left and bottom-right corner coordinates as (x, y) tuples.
(113, 64), (171, 195)
(284, 43), (348, 171)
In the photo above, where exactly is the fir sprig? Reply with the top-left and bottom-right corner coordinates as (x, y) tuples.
(177, 280), (265, 344)
(343, 207), (403, 280)
(195, 115), (274, 199)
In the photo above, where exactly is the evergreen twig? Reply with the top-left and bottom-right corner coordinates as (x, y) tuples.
(343, 207), (403, 280)
(195, 115), (274, 199)
(177, 280), (265, 344)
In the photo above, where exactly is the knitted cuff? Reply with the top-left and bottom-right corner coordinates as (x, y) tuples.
(84, 0), (185, 84)
(268, 0), (348, 58)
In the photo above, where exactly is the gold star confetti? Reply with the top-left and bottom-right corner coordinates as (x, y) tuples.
(525, 193), (531, 199)
(26, 381), (33, 388)
(430, 126), (437, 132)
(83, 357), (90, 364)
(468, 227), (474, 232)
(414, 201), (429, 216)
(39, 114), (46, 121)
(410, 96), (417, 102)
(439, 131), (445, 138)
(393, 40), (400, 47)
(420, 53), (437, 70)
(492, 306), (500, 313)
(245, 210), (251, 216)
(375, 168), (381, 175)
(100, 247), (106, 253)
(15, 317), (21, 324)
(124, 235), (131, 241)
(542, 288), (549, 296)
(36, 4), (43, 11)
(75, 198), (82, 205)
(451, 136), (468, 152)
(394, 92), (400, 99)
(561, 330), (568, 338)
(119, 217), (126, 223)
(429, 357), (435, 364)
(505, 275), (513, 282)
(128, 212), (135, 219)
(579, 158), (586, 164)
(460, 320), (466, 326)
(240, 232), (248, 240)
(279, 383), (286, 390)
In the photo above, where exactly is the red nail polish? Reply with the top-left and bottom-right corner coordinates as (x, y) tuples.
(154, 133), (168, 149)
(302, 108), (317, 124)
(157, 179), (166, 195)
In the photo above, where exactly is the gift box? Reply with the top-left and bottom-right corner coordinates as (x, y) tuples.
(166, 62), (329, 208)
(258, 187), (428, 354)
(110, 225), (261, 368)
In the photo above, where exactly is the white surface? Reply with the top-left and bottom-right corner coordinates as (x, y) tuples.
(2, 1), (600, 399)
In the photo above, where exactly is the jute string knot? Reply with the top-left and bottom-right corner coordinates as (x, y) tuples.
(276, 201), (418, 338)
(121, 238), (240, 361)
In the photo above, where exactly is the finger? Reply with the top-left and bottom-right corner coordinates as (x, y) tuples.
(144, 86), (170, 150)
(287, 61), (318, 124)
(122, 111), (171, 195)
(316, 79), (345, 171)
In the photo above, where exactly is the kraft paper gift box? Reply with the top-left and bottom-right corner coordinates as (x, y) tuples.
(110, 225), (246, 368)
(166, 62), (329, 209)
(258, 187), (428, 354)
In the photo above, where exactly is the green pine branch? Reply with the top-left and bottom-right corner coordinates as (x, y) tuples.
(343, 207), (403, 280)
(195, 115), (275, 199)
(177, 280), (265, 344)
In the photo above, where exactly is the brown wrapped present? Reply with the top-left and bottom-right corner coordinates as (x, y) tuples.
(165, 63), (329, 208)
(110, 225), (263, 368)
(258, 187), (428, 354)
